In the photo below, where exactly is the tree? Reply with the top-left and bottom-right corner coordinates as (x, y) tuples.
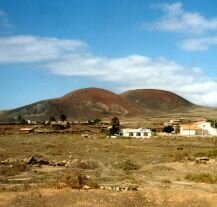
(60, 114), (67, 122)
(49, 116), (56, 122)
(208, 120), (217, 128)
(111, 116), (120, 127)
(94, 118), (101, 124)
(163, 125), (174, 133)
(17, 114), (26, 124)
(109, 116), (120, 135)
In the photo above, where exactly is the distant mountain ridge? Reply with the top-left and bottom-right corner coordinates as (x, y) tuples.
(0, 87), (195, 121)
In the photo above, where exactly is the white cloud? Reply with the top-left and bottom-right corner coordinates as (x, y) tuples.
(0, 35), (217, 107)
(0, 35), (87, 63)
(181, 36), (217, 51)
(46, 46), (217, 106)
(148, 2), (217, 34)
(146, 2), (217, 51)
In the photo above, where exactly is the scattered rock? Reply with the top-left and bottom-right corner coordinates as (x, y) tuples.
(83, 185), (91, 190)
(56, 161), (65, 166)
(110, 184), (138, 192)
(27, 156), (39, 165)
(0, 156), (99, 169)
(38, 158), (49, 165)
(195, 157), (209, 164)
(81, 134), (89, 138)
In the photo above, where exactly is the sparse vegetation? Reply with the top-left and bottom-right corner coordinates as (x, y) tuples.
(173, 151), (189, 161)
(185, 173), (217, 184)
(115, 159), (140, 171)
(161, 178), (172, 184)
(6, 190), (47, 207)
(0, 162), (30, 176)
(61, 170), (99, 189)
(71, 159), (99, 169)
(0, 134), (217, 206)
(194, 149), (217, 158)
(6, 189), (212, 207)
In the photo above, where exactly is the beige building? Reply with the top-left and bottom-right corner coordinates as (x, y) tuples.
(180, 121), (217, 136)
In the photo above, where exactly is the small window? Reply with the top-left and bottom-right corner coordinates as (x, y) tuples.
(136, 132), (141, 136)
(144, 132), (148, 136)
(129, 132), (133, 136)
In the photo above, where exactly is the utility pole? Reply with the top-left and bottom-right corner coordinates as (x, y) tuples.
(188, 121), (190, 138)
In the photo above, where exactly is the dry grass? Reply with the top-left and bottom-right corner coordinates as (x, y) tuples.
(5, 189), (213, 207)
(194, 149), (217, 158)
(71, 159), (99, 170)
(61, 169), (99, 189)
(115, 159), (141, 171)
(0, 162), (30, 176)
(161, 178), (172, 184)
(185, 173), (217, 184)
(0, 134), (217, 206)
(173, 151), (189, 162)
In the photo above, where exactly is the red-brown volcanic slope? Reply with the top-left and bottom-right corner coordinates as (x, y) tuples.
(0, 88), (194, 121)
(121, 89), (193, 112)
(48, 88), (139, 120)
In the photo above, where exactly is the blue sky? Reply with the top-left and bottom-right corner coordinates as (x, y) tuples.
(0, 0), (217, 109)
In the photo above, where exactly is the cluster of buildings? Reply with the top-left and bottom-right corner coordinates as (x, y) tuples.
(116, 119), (217, 139)
(16, 117), (217, 138)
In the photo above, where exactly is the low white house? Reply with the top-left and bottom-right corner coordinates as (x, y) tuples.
(122, 128), (152, 138)
(180, 121), (217, 136)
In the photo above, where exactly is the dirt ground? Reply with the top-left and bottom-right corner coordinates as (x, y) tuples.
(1, 133), (217, 206)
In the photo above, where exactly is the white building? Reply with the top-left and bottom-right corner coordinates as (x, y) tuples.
(122, 128), (152, 138)
(197, 121), (217, 136)
(180, 121), (217, 136)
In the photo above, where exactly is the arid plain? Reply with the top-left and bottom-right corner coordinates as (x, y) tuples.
(1, 131), (217, 207)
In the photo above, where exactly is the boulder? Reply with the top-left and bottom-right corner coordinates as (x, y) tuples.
(195, 157), (209, 164)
